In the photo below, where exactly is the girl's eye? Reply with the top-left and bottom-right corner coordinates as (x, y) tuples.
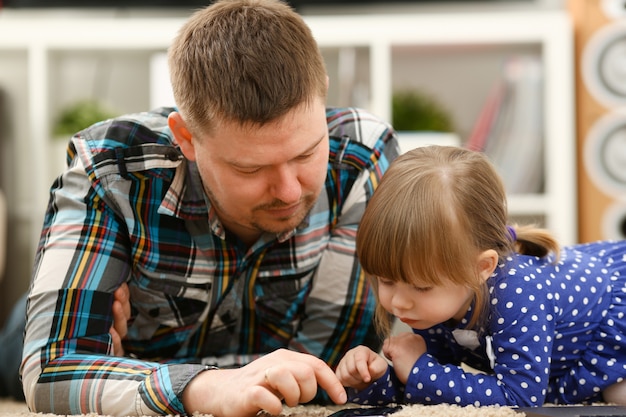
(377, 277), (394, 286)
(412, 285), (432, 293)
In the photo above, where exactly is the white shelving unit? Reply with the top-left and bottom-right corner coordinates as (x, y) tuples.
(305, 11), (576, 245)
(0, 9), (577, 261)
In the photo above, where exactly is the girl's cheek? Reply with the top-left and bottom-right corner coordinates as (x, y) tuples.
(377, 288), (394, 311)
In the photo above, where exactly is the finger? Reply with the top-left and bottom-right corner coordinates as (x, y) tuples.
(370, 355), (389, 379)
(245, 385), (284, 417)
(114, 283), (131, 319)
(354, 348), (377, 380)
(338, 368), (366, 388)
(336, 365), (358, 387)
(259, 350), (345, 404)
(112, 299), (128, 340)
(264, 367), (298, 407)
(262, 365), (315, 407)
(355, 354), (372, 383)
(343, 352), (363, 381)
(335, 358), (357, 386)
(109, 326), (125, 356)
(309, 359), (347, 405)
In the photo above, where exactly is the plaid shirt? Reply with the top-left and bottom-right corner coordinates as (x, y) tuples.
(22, 107), (399, 416)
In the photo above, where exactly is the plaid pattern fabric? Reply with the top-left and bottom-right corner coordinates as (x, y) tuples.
(22, 107), (399, 415)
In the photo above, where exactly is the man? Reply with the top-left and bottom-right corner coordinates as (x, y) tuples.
(21, 0), (399, 416)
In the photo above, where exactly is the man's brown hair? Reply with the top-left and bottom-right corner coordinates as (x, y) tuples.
(168, 0), (327, 136)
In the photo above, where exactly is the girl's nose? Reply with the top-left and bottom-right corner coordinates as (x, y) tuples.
(390, 289), (413, 311)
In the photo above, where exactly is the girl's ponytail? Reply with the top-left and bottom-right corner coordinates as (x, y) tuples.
(509, 224), (560, 259)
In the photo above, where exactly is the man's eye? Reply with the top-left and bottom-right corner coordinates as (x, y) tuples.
(237, 167), (261, 174)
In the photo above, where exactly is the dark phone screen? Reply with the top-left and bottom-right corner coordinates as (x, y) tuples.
(328, 406), (402, 417)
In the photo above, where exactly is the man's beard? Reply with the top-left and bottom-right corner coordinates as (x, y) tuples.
(250, 194), (317, 234)
(204, 184), (320, 235)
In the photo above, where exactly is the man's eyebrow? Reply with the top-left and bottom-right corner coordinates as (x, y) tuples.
(230, 133), (327, 169)
(301, 134), (326, 154)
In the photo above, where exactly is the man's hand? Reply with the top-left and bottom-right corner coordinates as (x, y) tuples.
(335, 345), (388, 391)
(182, 349), (347, 417)
(382, 332), (426, 384)
(110, 282), (131, 356)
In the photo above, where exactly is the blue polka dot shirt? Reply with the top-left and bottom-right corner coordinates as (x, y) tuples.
(348, 240), (626, 407)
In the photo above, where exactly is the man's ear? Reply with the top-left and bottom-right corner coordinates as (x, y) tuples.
(477, 249), (498, 282)
(168, 112), (196, 161)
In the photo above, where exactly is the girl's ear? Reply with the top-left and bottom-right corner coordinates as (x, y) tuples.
(168, 111), (196, 161)
(477, 249), (498, 282)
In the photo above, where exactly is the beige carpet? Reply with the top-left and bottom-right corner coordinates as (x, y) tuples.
(0, 398), (524, 417)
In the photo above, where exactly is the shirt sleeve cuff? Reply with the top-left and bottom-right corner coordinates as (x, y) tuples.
(139, 363), (208, 415)
(346, 366), (403, 406)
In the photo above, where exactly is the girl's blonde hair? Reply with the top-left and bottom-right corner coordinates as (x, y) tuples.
(168, 0), (327, 136)
(356, 146), (559, 335)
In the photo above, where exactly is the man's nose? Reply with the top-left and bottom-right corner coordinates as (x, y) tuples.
(269, 165), (302, 204)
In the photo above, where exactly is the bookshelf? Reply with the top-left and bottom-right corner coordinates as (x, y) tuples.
(308, 11), (576, 245)
(0, 9), (576, 271)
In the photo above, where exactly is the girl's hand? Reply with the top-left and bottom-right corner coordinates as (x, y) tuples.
(335, 345), (389, 391)
(383, 332), (426, 384)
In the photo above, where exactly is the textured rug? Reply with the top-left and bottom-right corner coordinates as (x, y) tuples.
(0, 398), (523, 417)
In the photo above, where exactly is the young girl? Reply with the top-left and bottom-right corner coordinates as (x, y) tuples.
(336, 145), (626, 407)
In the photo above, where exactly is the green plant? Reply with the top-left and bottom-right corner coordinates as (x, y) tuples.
(391, 90), (455, 132)
(53, 100), (119, 137)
